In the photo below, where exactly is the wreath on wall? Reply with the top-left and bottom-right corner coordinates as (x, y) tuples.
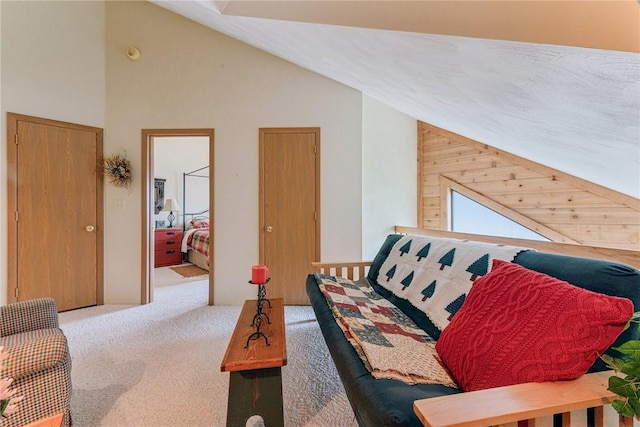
(103, 150), (133, 189)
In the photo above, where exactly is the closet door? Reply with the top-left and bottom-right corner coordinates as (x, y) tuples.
(259, 128), (320, 305)
(8, 113), (104, 311)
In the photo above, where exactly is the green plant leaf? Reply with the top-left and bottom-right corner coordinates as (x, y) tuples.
(601, 354), (626, 371)
(622, 312), (640, 332)
(628, 397), (640, 418)
(612, 398), (636, 418)
(614, 340), (640, 356)
(613, 399), (637, 418)
(609, 376), (637, 398)
(621, 360), (640, 378)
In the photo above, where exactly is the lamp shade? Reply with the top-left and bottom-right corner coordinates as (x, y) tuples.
(161, 198), (181, 212)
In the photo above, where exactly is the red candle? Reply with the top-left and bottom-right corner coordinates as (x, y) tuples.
(251, 265), (268, 284)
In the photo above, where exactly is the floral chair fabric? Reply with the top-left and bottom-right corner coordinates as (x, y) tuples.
(0, 298), (72, 427)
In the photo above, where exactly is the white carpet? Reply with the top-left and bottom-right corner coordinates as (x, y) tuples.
(59, 272), (357, 427)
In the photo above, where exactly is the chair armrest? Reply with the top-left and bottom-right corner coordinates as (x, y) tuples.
(311, 261), (372, 280)
(2, 332), (69, 380)
(0, 298), (59, 337)
(413, 371), (627, 427)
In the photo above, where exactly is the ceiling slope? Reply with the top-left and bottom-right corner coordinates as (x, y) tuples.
(219, 0), (640, 53)
(151, 0), (640, 198)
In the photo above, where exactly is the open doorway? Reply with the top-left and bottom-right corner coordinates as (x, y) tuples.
(141, 129), (214, 305)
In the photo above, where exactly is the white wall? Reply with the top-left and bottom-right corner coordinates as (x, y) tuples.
(0, 1), (106, 306)
(154, 136), (210, 229)
(0, 1), (417, 307)
(106, 1), (363, 305)
(362, 94), (417, 260)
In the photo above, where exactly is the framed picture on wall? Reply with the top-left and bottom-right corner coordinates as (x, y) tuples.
(154, 178), (166, 214)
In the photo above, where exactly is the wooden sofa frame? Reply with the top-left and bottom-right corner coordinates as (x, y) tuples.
(312, 226), (640, 427)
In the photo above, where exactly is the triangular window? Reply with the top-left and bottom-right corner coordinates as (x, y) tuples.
(450, 191), (548, 241)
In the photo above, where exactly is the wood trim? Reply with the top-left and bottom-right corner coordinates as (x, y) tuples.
(439, 177), (449, 230)
(141, 131), (152, 304)
(95, 128), (105, 306)
(208, 130), (215, 306)
(420, 122), (640, 211)
(315, 133), (321, 261)
(394, 226), (640, 269)
(6, 112), (105, 306)
(7, 114), (18, 304)
(259, 129), (266, 263)
(311, 261), (372, 280)
(440, 175), (578, 244)
(141, 129), (215, 305)
(413, 371), (619, 427)
(417, 121), (424, 226)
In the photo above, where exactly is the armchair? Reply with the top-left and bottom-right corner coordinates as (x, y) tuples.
(0, 298), (72, 427)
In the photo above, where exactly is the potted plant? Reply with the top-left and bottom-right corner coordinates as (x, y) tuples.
(0, 346), (23, 418)
(602, 312), (640, 418)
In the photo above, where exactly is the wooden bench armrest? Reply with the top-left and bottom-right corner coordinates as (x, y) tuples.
(311, 261), (373, 280)
(413, 370), (632, 427)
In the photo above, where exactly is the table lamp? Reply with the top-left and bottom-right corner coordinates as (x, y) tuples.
(161, 198), (181, 228)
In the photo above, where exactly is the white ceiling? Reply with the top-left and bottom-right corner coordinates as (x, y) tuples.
(151, 0), (640, 198)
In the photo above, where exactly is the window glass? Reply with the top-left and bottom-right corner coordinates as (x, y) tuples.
(451, 191), (549, 241)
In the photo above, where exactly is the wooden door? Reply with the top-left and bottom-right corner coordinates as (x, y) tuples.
(260, 128), (320, 305)
(7, 113), (103, 311)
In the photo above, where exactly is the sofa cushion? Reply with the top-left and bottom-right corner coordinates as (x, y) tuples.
(436, 259), (633, 392)
(513, 250), (640, 371)
(370, 234), (528, 339)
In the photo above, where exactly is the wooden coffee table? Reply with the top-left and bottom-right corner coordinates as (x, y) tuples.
(220, 298), (287, 427)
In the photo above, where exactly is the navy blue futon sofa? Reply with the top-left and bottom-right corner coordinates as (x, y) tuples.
(306, 233), (640, 427)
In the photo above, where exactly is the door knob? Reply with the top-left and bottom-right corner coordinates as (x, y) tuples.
(266, 226), (273, 233)
(85, 225), (95, 232)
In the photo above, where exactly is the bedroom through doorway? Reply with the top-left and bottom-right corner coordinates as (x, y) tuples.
(141, 129), (214, 305)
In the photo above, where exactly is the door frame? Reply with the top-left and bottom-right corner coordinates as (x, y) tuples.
(6, 112), (105, 305)
(258, 127), (321, 267)
(141, 129), (215, 305)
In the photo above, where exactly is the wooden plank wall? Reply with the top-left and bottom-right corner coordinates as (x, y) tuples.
(418, 122), (640, 251)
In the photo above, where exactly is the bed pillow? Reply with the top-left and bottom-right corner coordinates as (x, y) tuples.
(436, 259), (633, 392)
(190, 218), (209, 229)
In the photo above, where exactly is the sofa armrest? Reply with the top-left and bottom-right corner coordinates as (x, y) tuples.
(413, 371), (631, 427)
(311, 261), (372, 280)
(0, 298), (59, 337)
(2, 332), (69, 380)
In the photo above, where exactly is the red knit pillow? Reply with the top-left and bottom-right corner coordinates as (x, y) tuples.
(436, 259), (633, 392)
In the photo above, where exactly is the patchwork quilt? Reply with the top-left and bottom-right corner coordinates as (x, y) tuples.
(376, 235), (530, 334)
(316, 273), (458, 387)
(183, 228), (209, 257)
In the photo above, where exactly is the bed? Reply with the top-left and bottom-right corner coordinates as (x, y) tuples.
(181, 165), (210, 271)
(182, 217), (210, 271)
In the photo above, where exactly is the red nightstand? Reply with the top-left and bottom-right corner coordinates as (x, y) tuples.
(154, 228), (183, 267)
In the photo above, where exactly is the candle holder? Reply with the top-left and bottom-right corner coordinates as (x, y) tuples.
(245, 277), (271, 348)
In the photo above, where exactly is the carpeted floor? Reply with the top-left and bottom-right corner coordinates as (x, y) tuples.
(59, 272), (357, 427)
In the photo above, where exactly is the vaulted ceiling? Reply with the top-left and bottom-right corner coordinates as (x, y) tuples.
(151, 0), (640, 198)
